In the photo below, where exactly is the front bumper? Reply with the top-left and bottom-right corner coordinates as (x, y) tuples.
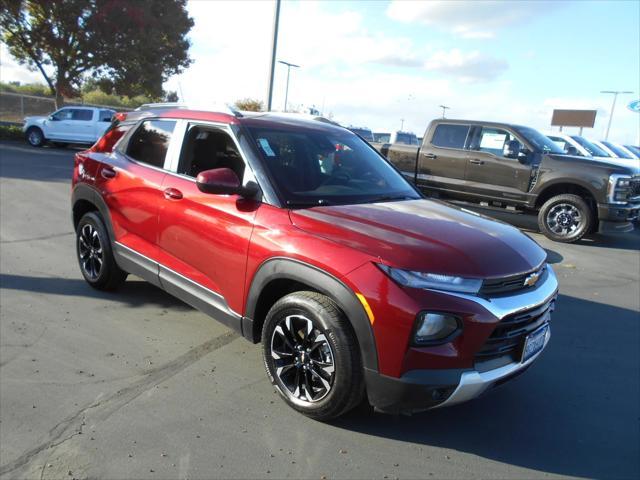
(597, 202), (639, 233)
(365, 265), (558, 414)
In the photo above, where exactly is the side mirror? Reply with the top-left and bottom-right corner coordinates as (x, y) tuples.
(48, 115), (58, 121)
(196, 168), (258, 197)
(565, 145), (579, 156)
(502, 140), (521, 159)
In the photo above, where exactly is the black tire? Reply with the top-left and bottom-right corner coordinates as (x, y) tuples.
(538, 193), (593, 243)
(76, 212), (127, 290)
(261, 291), (364, 421)
(25, 127), (45, 147)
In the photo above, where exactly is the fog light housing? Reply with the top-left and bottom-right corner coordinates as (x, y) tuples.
(413, 312), (460, 345)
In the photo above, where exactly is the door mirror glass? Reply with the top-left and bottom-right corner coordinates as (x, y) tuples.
(196, 168), (258, 197)
(502, 140), (521, 159)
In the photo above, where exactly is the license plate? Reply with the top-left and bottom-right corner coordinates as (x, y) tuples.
(521, 323), (549, 363)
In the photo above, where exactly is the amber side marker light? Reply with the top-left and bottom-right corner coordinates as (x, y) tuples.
(356, 293), (375, 324)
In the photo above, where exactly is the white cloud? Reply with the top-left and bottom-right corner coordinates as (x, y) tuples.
(0, 44), (49, 84)
(387, 0), (559, 39)
(424, 49), (508, 82)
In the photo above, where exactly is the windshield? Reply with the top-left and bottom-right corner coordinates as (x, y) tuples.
(512, 127), (564, 154)
(248, 127), (420, 207)
(601, 141), (633, 159)
(625, 145), (640, 157)
(570, 136), (611, 157)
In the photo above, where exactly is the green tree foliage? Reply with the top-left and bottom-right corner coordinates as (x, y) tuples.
(0, 0), (194, 107)
(234, 98), (265, 112)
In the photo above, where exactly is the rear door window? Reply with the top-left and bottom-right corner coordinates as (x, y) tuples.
(126, 120), (177, 169)
(431, 124), (470, 149)
(99, 110), (114, 122)
(71, 109), (94, 121)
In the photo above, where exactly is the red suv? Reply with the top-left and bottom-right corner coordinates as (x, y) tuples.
(71, 108), (558, 420)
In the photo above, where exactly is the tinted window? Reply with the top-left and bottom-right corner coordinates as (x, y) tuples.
(570, 136), (610, 157)
(126, 120), (176, 168)
(248, 127), (419, 206)
(513, 127), (564, 154)
(71, 109), (93, 121)
(52, 109), (73, 121)
(470, 127), (514, 156)
(395, 133), (418, 145)
(350, 128), (374, 142)
(431, 124), (469, 149)
(625, 145), (640, 156)
(601, 141), (633, 159)
(178, 126), (245, 180)
(99, 110), (114, 122)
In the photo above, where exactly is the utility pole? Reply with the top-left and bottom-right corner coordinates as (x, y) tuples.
(266, 0), (281, 112)
(601, 90), (633, 140)
(400, 118), (404, 130)
(439, 104), (450, 119)
(278, 60), (300, 112)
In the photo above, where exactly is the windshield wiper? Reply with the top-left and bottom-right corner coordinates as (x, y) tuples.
(370, 195), (416, 203)
(285, 199), (332, 208)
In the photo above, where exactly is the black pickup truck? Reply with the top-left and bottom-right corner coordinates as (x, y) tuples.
(374, 119), (640, 242)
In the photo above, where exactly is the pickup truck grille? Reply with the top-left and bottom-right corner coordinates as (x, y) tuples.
(630, 178), (640, 198)
(480, 265), (547, 296)
(475, 298), (555, 363)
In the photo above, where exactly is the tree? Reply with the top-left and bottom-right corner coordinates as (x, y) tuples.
(234, 98), (264, 112)
(0, 0), (193, 107)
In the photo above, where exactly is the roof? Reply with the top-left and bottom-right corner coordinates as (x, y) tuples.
(430, 118), (530, 130)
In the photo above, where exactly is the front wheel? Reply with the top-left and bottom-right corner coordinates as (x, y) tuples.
(261, 291), (364, 421)
(76, 212), (127, 290)
(538, 194), (593, 243)
(25, 127), (45, 147)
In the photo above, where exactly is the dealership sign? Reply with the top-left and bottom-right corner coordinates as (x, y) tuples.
(628, 100), (640, 113)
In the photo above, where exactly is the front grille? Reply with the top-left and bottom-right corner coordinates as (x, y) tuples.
(630, 178), (640, 198)
(475, 298), (555, 365)
(480, 265), (547, 296)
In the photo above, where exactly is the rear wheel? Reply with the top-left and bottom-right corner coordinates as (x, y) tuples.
(76, 212), (127, 290)
(538, 193), (593, 243)
(25, 127), (45, 147)
(261, 291), (364, 421)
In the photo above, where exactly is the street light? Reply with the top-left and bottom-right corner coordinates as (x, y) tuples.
(601, 90), (633, 140)
(439, 104), (450, 119)
(266, 0), (281, 111)
(278, 60), (300, 112)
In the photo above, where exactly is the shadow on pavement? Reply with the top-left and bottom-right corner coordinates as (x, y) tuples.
(333, 294), (640, 480)
(0, 273), (190, 311)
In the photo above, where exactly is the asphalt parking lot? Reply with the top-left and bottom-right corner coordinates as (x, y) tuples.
(1, 140), (638, 480)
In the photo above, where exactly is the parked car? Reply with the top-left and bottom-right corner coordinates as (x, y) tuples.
(373, 132), (390, 143)
(348, 126), (374, 142)
(624, 145), (640, 157)
(390, 130), (419, 145)
(375, 119), (640, 242)
(546, 133), (613, 161)
(23, 106), (115, 147)
(594, 140), (638, 160)
(72, 108), (558, 419)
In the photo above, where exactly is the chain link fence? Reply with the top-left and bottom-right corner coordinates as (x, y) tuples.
(0, 91), (132, 125)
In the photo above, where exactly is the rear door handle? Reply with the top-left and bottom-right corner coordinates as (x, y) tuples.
(101, 167), (116, 179)
(469, 158), (485, 165)
(424, 153), (437, 159)
(163, 188), (183, 200)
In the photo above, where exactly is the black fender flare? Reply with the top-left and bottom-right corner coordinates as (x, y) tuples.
(243, 257), (379, 372)
(71, 183), (116, 240)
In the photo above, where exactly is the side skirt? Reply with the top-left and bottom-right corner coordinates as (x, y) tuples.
(113, 242), (244, 334)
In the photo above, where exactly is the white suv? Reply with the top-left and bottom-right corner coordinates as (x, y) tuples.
(23, 106), (115, 147)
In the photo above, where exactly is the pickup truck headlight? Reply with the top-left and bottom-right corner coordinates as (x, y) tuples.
(377, 264), (482, 294)
(608, 174), (632, 204)
(414, 312), (460, 344)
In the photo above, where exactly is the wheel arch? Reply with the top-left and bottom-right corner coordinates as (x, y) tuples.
(534, 181), (598, 211)
(243, 257), (378, 372)
(71, 184), (116, 240)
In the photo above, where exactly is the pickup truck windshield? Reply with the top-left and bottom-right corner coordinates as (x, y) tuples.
(601, 141), (633, 159)
(513, 127), (564, 154)
(570, 136), (611, 157)
(248, 127), (420, 207)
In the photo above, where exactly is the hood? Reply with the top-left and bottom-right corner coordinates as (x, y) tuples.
(548, 154), (640, 174)
(24, 116), (47, 125)
(290, 199), (547, 279)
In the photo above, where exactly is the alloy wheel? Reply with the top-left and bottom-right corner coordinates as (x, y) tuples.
(28, 129), (42, 146)
(270, 314), (335, 403)
(546, 203), (582, 236)
(78, 223), (103, 280)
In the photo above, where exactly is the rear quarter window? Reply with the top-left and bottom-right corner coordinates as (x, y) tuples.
(126, 120), (177, 168)
(431, 124), (470, 149)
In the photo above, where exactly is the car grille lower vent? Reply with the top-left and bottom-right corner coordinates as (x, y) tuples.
(480, 265), (547, 296)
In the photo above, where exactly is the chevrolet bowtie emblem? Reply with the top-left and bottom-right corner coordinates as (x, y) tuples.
(524, 271), (540, 287)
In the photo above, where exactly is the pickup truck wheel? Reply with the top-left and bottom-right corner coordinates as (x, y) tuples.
(76, 212), (127, 290)
(25, 127), (45, 147)
(261, 291), (364, 421)
(538, 194), (593, 243)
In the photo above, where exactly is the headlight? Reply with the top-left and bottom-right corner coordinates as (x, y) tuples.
(414, 312), (460, 344)
(608, 174), (632, 203)
(377, 264), (482, 294)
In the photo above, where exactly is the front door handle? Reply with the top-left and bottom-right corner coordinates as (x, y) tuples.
(101, 167), (117, 179)
(163, 188), (183, 200)
(469, 158), (485, 165)
(424, 153), (437, 159)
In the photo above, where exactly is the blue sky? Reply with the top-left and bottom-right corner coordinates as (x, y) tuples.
(2, 0), (638, 143)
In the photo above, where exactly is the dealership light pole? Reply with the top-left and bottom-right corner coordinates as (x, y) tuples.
(266, 0), (281, 111)
(439, 104), (450, 118)
(601, 90), (633, 140)
(278, 60), (300, 112)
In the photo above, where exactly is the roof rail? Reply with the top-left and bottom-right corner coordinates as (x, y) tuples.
(134, 102), (243, 118)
